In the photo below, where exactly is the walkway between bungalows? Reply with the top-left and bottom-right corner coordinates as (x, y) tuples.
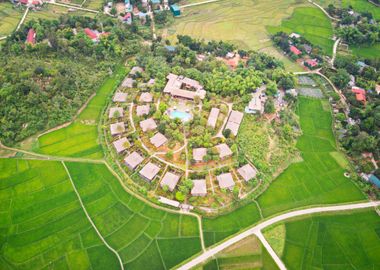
(177, 201), (380, 270)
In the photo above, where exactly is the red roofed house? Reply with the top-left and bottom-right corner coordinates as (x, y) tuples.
(26, 29), (36, 45)
(123, 13), (132, 25)
(20, 0), (28, 4)
(352, 86), (366, 104)
(290, 45), (301, 56)
(304, 59), (318, 69)
(84, 28), (98, 40)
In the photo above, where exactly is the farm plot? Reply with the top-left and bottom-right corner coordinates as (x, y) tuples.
(257, 97), (365, 217)
(0, 159), (119, 270)
(64, 162), (202, 269)
(36, 66), (127, 159)
(265, 209), (380, 270)
(0, 3), (23, 37)
(267, 7), (334, 56)
(164, 0), (307, 72)
(25, 4), (96, 22)
(343, 0), (380, 20)
(298, 87), (324, 98)
(201, 235), (279, 270)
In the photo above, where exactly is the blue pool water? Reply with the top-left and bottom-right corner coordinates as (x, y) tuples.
(169, 110), (192, 122)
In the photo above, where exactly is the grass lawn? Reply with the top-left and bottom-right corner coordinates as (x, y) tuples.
(0, 3), (23, 37)
(164, 0), (307, 72)
(267, 7), (334, 56)
(65, 162), (202, 269)
(202, 235), (279, 270)
(265, 209), (380, 270)
(0, 159), (120, 270)
(257, 97), (365, 217)
(35, 66), (127, 159)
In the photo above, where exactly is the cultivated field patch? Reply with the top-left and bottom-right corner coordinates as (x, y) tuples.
(265, 209), (380, 269)
(0, 3), (23, 37)
(343, 0), (380, 20)
(36, 66), (127, 159)
(0, 159), (120, 270)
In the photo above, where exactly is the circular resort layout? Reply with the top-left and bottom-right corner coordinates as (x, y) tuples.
(103, 66), (288, 214)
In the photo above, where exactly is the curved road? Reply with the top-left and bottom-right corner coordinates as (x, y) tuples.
(177, 201), (380, 270)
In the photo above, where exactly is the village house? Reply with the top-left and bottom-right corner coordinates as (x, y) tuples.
(216, 173), (235, 190)
(215, 143), (233, 159)
(237, 164), (257, 182)
(140, 118), (157, 132)
(136, 104), (150, 117)
(193, 148), (207, 163)
(26, 29), (36, 45)
(109, 107), (124, 119)
(290, 45), (301, 56)
(352, 86), (366, 104)
(130, 66), (144, 76)
(160, 172), (181, 191)
(139, 92), (153, 103)
(304, 59), (318, 69)
(289, 33), (301, 39)
(150, 132), (168, 148)
(124, 151), (144, 170)
(113, 137), (129, 153)
(224, 110), (244, 136)
(303, 44), (312, 54)
(191, 180), (207, 196)
(207, 108), (220, 128)
(139, 162), (160, 182)
(122, 77), (135, 88)
(113, 92), (128, 103)
(158, 196), (180, 208)
(122, 13), (132, 25)
(110, 122), (125, 136)
(164, 73), (206, 101)
(84, 28), (109, 42)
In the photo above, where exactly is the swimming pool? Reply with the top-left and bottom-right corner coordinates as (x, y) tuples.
(169, 110), (192, 122)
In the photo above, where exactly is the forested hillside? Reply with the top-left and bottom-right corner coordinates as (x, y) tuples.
(0, 16), (142, 145)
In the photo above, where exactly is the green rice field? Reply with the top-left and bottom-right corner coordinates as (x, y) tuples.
(0, 3), (23, 37)
(267, 7), (334, 56)
(165, 0), (308, 72)
(0, 159), (120, 270)
(202, 235), (279, 270)
(0, 159), (202, 269)
(351, 43), (380, 59)
(35, 66), (127, 159)
(265, 209), (380, 269)
(343, 0), (380, 20)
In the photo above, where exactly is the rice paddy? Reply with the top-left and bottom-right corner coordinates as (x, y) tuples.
(343, 0), (380, 20)
(0, 3), (23, 37)
(265, 209), (380, 269)
(35, 66), (127, 159)
(267, 7), (334, 56)
(164, 0), (308, 72)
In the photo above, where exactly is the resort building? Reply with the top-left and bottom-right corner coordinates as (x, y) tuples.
(139, 92), (153, 103)
(158, 196), (180, 208)
(136, 104), (150, 116)
(191, 180), (207, 196)
(109, 107), (124, 119)
(140, 118), (157, 132)
(163, 73), (206, 100)
(110, 122), (125, 136)
(124, 151), (144, 170)
(215, 143), (233, 159)
(216, 173), (235, 190)
(139, 162), (160, 182)
(160, 172), (181, 191)
(224, 110), (244, 136)
(207, 108), (220, 128)
(113, 137), (129, 153)
(130, 66), (143, 76)
(150, 132), (168, 148)
(113, 92), (128, 103)
(237, 164), (257, 182)
(122, 77), (135, 88)
(193, 148), (207, 163)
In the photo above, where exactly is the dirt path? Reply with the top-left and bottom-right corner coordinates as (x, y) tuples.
(16, 7), (29, 32)
(308, 0), (341, 22)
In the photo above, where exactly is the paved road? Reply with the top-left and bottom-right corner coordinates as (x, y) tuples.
(177, 201), (380, 270)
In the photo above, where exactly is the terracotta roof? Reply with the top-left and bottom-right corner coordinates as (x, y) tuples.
(150, 132), (168, 148)
(290, 45), (301, 55)
(352, 86), (366, 103)
(26, 29), (36, 45)
(216, 173), (235, 190)
(160, 172), (180, 191)
(139, 162), (160, 181)
(191, 180), (207, 196)
(84, 28), (98, 40)
(124, 151), (144, 169)
(237, 164), (257, 182)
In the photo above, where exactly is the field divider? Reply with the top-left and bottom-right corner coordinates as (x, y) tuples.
(61, 161), (124, 270)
